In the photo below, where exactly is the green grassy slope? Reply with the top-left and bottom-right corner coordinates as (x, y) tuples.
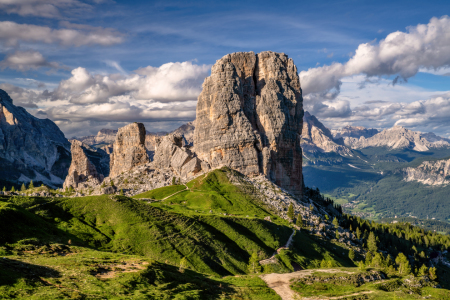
(0, 167), (363, 299)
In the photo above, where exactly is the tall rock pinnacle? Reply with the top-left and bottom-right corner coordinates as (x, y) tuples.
(109, 122), (149, 178)
(194, 51), (304, 196)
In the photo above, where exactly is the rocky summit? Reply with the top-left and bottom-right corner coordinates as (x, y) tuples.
(194, 51), (304, 196)
(109, 123), (149, 178)
(0, 89), (70, 187)
(63, 140), (110, 189)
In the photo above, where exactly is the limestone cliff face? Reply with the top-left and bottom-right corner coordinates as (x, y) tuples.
(194, 51), (303, 196)
(0, 89), (71, 186)
(153, 134), (203, 178)
(63, 140), (109, 188)
(404, 159), (450, 186)
(109, 123), (149, 178)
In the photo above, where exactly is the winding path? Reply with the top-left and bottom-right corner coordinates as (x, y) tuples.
(260, 269), (355, 300)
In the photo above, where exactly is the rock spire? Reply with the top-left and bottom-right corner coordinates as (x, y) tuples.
(193, 51), (304, 196)
(109, 122), (149, 178)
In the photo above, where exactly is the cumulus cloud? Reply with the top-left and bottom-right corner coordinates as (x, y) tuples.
(300, 16), (450, 96)
(0, 60), (210, 136)
(53, 61), (210, 104)
(0, 50), (66, 71)
(0, 0), (92, 18)
(0, 21), (124, 47)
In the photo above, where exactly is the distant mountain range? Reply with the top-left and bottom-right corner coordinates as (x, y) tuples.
(301, 111), (450, 221)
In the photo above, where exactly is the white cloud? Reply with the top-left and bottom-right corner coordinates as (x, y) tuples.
(300, 16), (450, 95)
(0, 0), (91, 18)
(0, 21), (124, 47)
(53, 61), (210, 104)
(0, 50), (66, 71)
(0, 60), (210, 136)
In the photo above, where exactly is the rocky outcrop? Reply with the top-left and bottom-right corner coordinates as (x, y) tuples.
(109, 123), (149, 178)
(171, 121), (195, 146)
(0, 89), (71, 187)
(340, 125), (450, 151)
(153, 134), (204, 178)
(63, 140), (110, 188)
(194, 51), (303, 196)
(301, 111), (351, 156)
(404, 158), (450, 186)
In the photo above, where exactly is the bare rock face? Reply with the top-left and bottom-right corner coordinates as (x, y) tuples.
(153, 134), (202, 178)
(0, 89), (71, 187)
(110, 123), (149, 178)
(301, 111), (351, 156)
(63, 140), (110, 188)
(404, 158), (450, 186)
(194, 51), (303, 196)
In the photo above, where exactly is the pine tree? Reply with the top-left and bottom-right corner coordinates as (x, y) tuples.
(429, 267), (437, 280)
(320, 259), (327, 268)
(335, 229), (340, 239)
(365, 252), (373, 266)
(367, 231), (378, 253)
(179, 257), (188, 273)
(348, 249), (355, 261)
(395, 253), (411, 275)
(332, 217), (339, 228)
(358, 261), (365, 271)
(309, 204), (314, 211)
(349, 225), (353, 231)
(356, 227), (361, 239)
(11, 186), (15, 192)
(324, 214), (329, 221)
(2, 186), (5, 192)
(418, 264), (428, 277)
(372, 252), (383, 268)
(21, 183), (26, 192)
(287, 203), (294, 220)
(172, 177), (176, 185)
(110, 180), (115, 187)
(248, 252), (261, 273)
(29, 180), (34, 189)
(296, 214), (303, 227)
(120, 189), (124, 196)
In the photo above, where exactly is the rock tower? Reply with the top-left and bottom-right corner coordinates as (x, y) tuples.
(109, 122), (149, 178)
(63, 140), (109, 188)
(194, 51), (304, 196)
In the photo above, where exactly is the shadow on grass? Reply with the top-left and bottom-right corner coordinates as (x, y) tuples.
(0, 258), (61, 286)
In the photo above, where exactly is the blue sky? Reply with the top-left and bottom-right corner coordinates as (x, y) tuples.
(0, 0), (450, 137)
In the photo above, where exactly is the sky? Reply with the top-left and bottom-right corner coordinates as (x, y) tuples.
(0, 0), (450, 138)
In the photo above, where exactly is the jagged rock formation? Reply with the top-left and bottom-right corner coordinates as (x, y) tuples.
(75, 124), (192, 153)
(301, 111), (351, 156)
(109, 123), (149, 178)
(340, 125), (450, 151)
(0, 89), (71, 186)
(63, 140), (110, 189)
(153, 134), (204, 178)
(194, 51), (303, 196)
(404, 158), (450, 186)
(171, 121), (195, 146)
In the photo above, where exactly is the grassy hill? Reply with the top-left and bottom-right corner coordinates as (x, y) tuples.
(5, 167), (448, 299)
